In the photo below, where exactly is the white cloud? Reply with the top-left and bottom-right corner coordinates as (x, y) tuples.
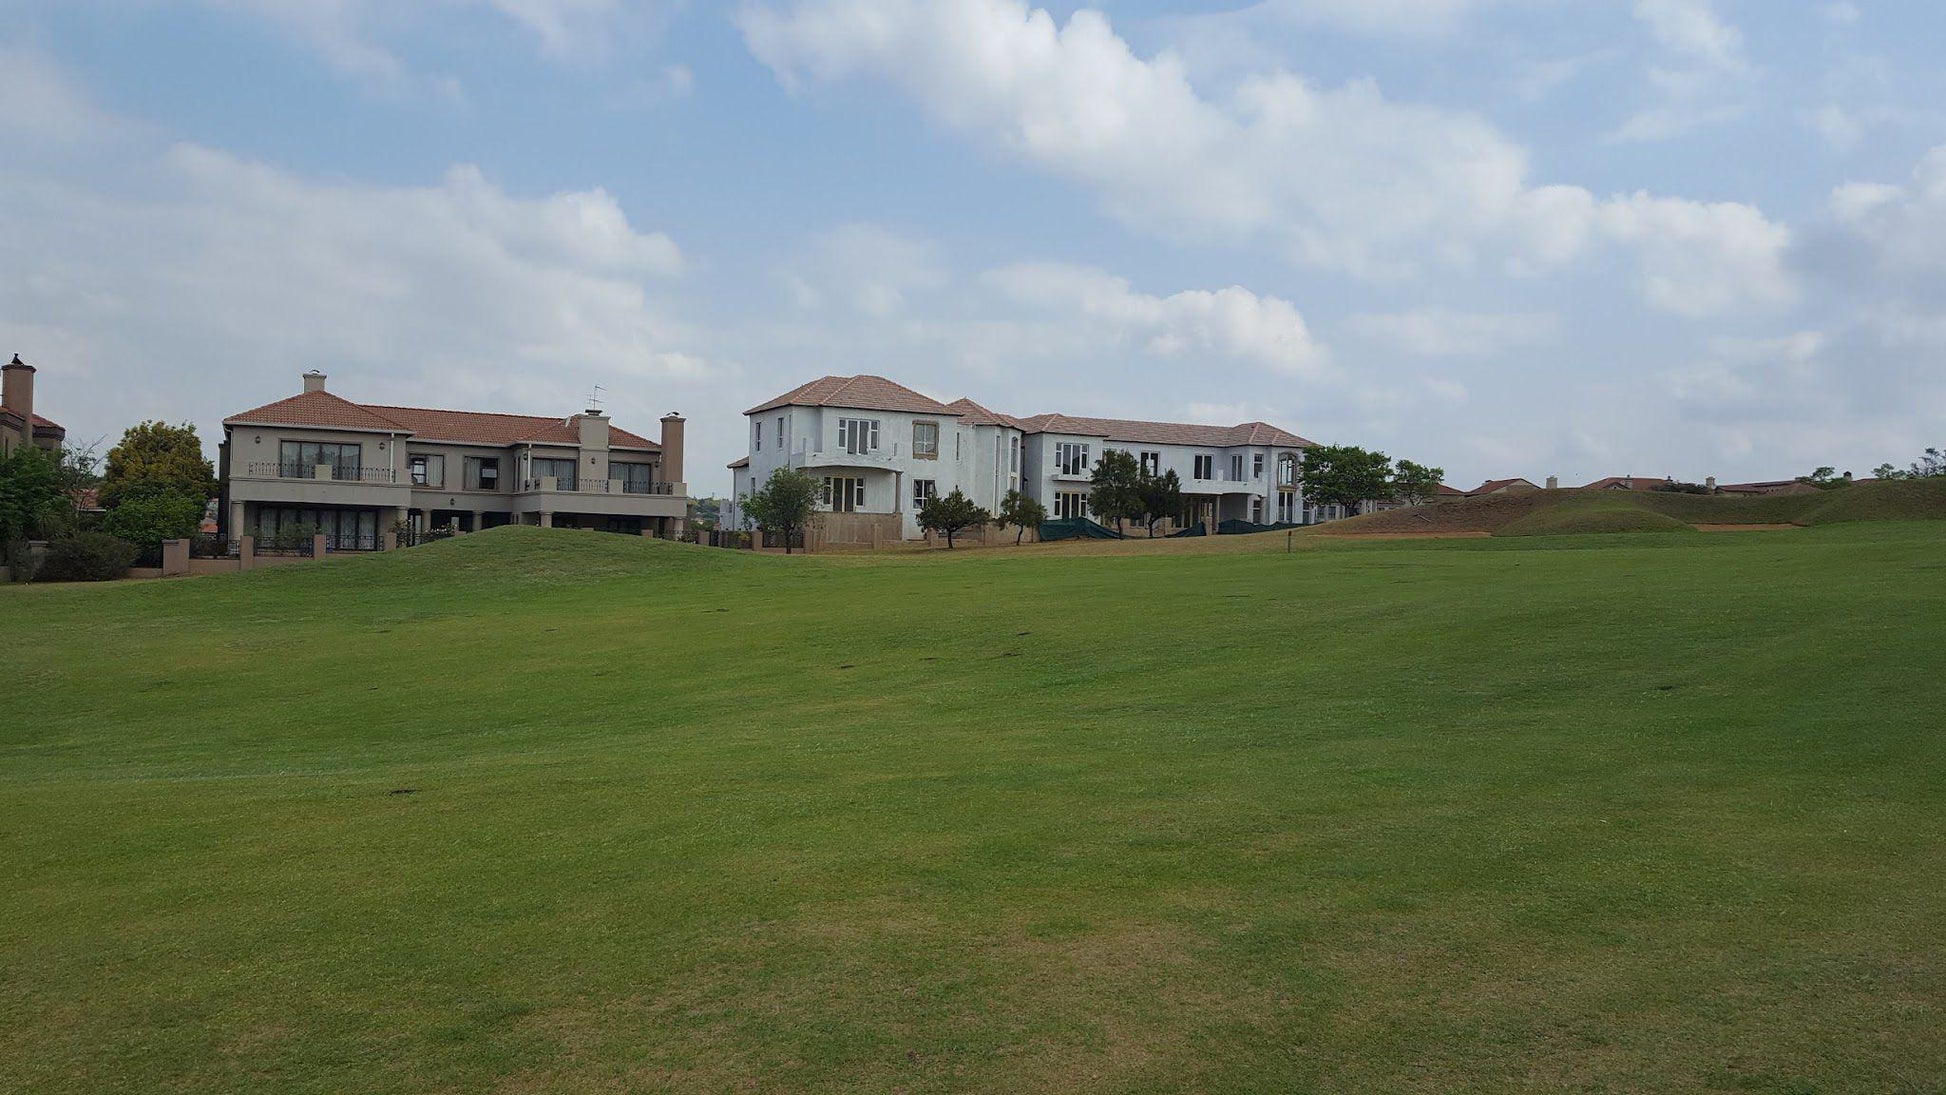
(0, 46), (132, 143)
(1241, 0), (1520, 39)
(1595, 193), (1796, 316)
(983, 263), (1330, 377)
(779, 224), (949, 317)
(1822, 2), (1861, 25)
(1631, 0), (1746, 74)
(741, 0), (1792, 314)
(1613, 0), (1751, 141)
(1346, 309), (1557, 357)
(0, 141), (714, 451)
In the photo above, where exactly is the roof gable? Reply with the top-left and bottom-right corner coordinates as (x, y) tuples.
(746, 375), (956, 417)
(223, 391), (411, 433)
(1018, 413), (1314, 449)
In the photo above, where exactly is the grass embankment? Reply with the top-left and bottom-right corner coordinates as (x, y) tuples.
(1318, 476), (1946, 536)
(5, 525), (1946, 1093)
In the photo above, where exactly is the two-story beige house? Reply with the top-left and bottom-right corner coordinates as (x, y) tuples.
(2, 354), (64, 456)
(219, 372), (689, 548)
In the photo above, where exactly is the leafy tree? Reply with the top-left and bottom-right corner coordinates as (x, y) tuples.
(1135, 468), (1183, 537)
(692, 497), (722, 525)
(1300, 445), (1394, 517)
(1389, 459), (1446, 506)
(917, 488), (990, 549)
(740, 468), (822, 554)
(996, 489), (1047, 545)
(1872, 463), (1904, 481)
(1910, 447), (1945, 479)
(1087, 449), (1144, 534)
(99, 491), (204, 551)
(1, 447), (71, 580)
(1653, 481), (1713, 495)
(100, 421), (216, 510)
(1796, 466), (1851, 490)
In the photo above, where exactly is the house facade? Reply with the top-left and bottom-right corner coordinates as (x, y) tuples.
(220, 371), (689, 548)
(1, 355), (64, 456)
(728, 375), (1315, 539)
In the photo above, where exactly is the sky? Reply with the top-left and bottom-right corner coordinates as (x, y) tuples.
(3, 0), (1944, 495)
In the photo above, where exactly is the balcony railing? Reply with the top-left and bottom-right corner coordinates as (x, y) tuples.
(246, 461), (397, 483)
(520, 476), (679, 496)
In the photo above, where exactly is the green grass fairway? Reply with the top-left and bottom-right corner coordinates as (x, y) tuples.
(6, 525), (1945, 1093)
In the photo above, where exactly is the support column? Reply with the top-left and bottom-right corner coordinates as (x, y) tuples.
(539, 512), (553, 528)
(229, 500), (246, 539)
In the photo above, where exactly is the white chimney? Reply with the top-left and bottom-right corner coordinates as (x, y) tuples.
(303, 370), (327, 394)
(1546, 475), (1559, 490)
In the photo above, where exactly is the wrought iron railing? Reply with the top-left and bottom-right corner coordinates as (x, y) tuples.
(519, 477), (679, 495)
(245, 461), (395, 483)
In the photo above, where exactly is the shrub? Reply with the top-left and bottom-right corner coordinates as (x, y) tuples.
(36, 532), (138, 582)
(99, 489), (205, 550)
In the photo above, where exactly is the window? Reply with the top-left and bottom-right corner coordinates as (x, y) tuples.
(838, 418), (880, 455)
(1230, 454), (1245, 481)
(1009, 435), (1020, 473)
(1194, 454), (1214, 480)
(823, 476), (866, 512)
(1251, 498), (1264, 523)
(1140, 451), (1161, 476)
(254, 506), (379, 551)
(1253, 454), (1265, 479)
(532, 457), (576, 490)
(1054, 491), (1089, 519)
(408, 453), (444, 488)
(776, 417), (784, 446)
(1278, 452), (1298, 488)
(614, 463), (654, 494)
(913, 479), (937, 509)
(913, 421), (939, 460)
(955, 432), (961, 461)
(754, 420), (761, 452)
(1056, 442), (1090, 476)
(279, 440), (360, 479)
(465, 456), (501, 491)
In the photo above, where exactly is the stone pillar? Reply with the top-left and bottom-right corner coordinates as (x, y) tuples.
(382, 531), (398, 551)
(471, 510), (484, 533)
(539, 512), (553, 528)
(311, 533), (328, 558)
(229, 500), (247, 540)
(239, 535), (255, 571)
(161, 539), (190, 577)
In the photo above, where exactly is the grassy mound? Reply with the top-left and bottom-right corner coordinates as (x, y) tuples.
(1316, 478), (1946, 537)
(1497, 499), (1695, 536)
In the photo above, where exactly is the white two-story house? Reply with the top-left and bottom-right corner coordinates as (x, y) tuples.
(727, 374), (1315, 539)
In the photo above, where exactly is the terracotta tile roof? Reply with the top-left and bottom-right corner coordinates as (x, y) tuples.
(1469, 478), (1541, 495)
(1016, 413), (1314, 449)
(361, 405), (658, 450)
(1436, 484), (1465, 497)
(746, 375), (956, 416)
(1580, 476), (1671, 491)
(224, 391), (412, 433)
(226, 391), (661, 451)
(943, 397), (1032, 430)
(1, 407), (64, 431)
(727, 456), (750, 469)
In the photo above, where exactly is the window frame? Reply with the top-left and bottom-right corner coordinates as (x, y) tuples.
(912, 478), (937, 509)
(1194, 454), (1214, 480)
(913, 420), (940, 460)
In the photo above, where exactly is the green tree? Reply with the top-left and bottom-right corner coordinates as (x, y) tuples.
(100, 421), (216, 510)
(1300, 445), (1394, 517)
(0, 445), (64, 543)
(1909, 447), (1945, 479)
(1135, 468), (1183, 537)
(741, 468), (822, 554)
(1088, 449), (1144, 534)
(99, 491), (204, 551)
(917, 488), (990, 549)
(996, 489), (1047, 545)
(1796, 466), (1850, 490)
(1389, 459), (1446, 506)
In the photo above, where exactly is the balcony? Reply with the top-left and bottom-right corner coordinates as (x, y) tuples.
(518, 476), (680, 496)
(1189, 474), (1264, 495)
(246, 461), (397, 484)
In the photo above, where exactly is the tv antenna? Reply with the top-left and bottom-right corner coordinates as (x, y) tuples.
(585, 384), (607, 412)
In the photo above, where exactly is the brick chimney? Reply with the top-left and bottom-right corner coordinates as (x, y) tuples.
(3, 354), (34, 424)
(303, 370), (327, 394)
(660, 413), (685, 489)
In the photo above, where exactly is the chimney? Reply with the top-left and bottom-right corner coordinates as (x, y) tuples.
(303, 370), (327, 394)
(1843, 470), (1854, 483)
(2, 354), (32, 425)
(660, 413), (686, 489)
(576, 409), (610, 484)
(1546, 475), (1558, 490)
(1706, 476), (1717, 491)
